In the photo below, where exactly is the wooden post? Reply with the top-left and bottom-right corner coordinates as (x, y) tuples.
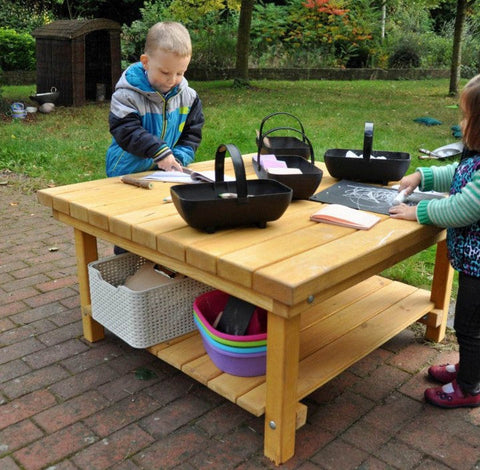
(74, 228), (104, 342)
(425, 239), (454, 342)
(264, 312), (301, 464)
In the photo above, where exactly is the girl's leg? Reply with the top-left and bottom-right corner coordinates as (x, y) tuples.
(454, 272), (480, 395)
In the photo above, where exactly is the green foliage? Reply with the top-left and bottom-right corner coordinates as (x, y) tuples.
(168, 0), (240, 22)
(121, 1), (238, 70)
(118, 0), (479, 73)
(250, 0), (377, 68)
(0, 0), (54, 34)
(121, 1), (174, 64)
(388, 41), (421, 69)
(0, 28), (35, 71)
(460, 14), (480, 78)
(189, 13), (238, 71)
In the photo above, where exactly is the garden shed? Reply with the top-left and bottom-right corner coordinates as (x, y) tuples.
(32, 18), (122, 107)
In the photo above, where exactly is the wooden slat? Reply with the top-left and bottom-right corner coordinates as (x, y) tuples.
(208, 372), (266, 404)
(253, 218), (442, 306)
(157, 224), (238, 263)
(37, 176), (119, 208)
(185, 203), (318, 276)
(296, 288), (434, 399)
(82, 186), (167, 230)
(300, 281), (417, 359)
(132, 214), (188, 250)
(182, 354), (223, 385)
(217, 221), (351, 288)
(154, 334), (206, 368)
(52, 179), (121, 215)
(108, 201), (178, 240)
(300, 275), (391, 329)
(237, 382), (266, 416)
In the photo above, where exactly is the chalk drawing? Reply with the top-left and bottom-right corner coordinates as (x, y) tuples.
(310, 180), (444, 215)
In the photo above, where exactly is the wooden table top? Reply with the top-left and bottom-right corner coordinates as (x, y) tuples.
(37, 155), (445, 316)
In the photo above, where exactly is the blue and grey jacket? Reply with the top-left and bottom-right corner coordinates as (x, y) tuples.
(106, 62), (204, 177)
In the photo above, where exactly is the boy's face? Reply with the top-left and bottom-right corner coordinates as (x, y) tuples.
(140, 50), (191, 94)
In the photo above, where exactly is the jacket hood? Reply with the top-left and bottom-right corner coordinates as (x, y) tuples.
(116, 62), (189, 98)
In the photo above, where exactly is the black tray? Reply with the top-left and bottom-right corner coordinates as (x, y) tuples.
(324, 122), (410, 184)
(170, 144), (293, 233)
(256, 112), (311, 158)
(254, 127), (323, 200)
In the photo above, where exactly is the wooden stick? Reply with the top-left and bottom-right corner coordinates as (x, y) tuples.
(121, 175), (153, 189)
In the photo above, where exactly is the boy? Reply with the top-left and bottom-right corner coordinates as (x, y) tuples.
(106, 22), (204, 177)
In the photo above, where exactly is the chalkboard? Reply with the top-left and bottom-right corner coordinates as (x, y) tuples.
(310, 180), (444, 215)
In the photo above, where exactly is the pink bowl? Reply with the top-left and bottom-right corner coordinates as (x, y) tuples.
(193, 290), (267, 342)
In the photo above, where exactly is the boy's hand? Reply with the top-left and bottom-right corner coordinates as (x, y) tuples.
(157, 154), (183, 172)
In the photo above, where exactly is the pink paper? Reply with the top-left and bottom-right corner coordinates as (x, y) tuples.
(262, 160), (288, 169)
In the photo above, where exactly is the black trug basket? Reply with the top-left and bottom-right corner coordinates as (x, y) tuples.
(256, 112), (311, 157)
(170, 144), (293, 233)
(254, 127), (323, 200)
(324, 122), (411, 184)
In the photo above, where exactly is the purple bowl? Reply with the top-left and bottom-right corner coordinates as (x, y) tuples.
(200, 332), (266, 377)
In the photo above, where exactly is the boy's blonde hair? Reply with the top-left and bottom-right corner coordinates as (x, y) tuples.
(460, 74), (480, 152)
(144, 22), (192, 57)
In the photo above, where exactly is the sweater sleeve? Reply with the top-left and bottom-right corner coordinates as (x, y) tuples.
(416, 168), (480, 227)
(174, 96), (204, 161)
(418, 163), (458, 193)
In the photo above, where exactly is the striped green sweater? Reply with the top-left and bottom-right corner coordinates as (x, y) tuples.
(416, 161), (480, 227)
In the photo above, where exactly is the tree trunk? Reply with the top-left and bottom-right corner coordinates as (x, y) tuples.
(234, 0), (255, 87)
(449, 0), (473, 96)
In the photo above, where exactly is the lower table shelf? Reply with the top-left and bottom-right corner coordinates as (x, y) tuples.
(147, 275), (436, 421)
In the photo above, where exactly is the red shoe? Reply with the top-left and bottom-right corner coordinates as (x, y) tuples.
(427, 363), (458, 384)
(424, 380), (480, 408)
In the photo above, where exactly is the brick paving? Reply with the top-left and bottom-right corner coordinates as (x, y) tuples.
(1, 183), (479, 470)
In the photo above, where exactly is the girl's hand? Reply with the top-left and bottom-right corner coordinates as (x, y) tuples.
(398, 171), (422, 195)
(389, 203), (418, 220)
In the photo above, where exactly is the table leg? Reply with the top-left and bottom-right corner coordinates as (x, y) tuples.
(74, 228), (104, 342)
(264, 312), (301, 465)
(425, 239), (454, 342)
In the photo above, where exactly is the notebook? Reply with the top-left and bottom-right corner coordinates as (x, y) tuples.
(310, 204), (381, 230)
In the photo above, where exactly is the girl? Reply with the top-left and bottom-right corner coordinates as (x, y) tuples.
(389, 74), (480, 408)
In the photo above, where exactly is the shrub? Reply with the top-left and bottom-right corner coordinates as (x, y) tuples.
(121, 1), (238, 71)
(388, 42), (421, 69)
(189, 14), (238, 71)
(121, 1), (174, 66)
(0, 28), (35, 71)
(0, 0), (52, 34)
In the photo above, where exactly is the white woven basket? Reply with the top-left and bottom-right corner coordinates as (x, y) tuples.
(88, 252), (211, 348)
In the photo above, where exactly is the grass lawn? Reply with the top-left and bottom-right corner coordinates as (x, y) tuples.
(0, 79), (461, 296)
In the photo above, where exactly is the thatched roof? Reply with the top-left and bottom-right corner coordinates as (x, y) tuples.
(32, 18), (120, 40)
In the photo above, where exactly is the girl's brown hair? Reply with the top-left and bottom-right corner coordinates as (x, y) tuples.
(460, 74), (480, 151)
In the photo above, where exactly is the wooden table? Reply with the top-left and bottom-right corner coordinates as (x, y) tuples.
(37, 155), (453, 465)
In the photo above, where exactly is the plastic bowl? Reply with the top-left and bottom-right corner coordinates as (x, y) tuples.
(194, 316), (267, 353)
(199, 328), (267, 376)
(193, 290), (267, 342)
(194, 312), (267, 348)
